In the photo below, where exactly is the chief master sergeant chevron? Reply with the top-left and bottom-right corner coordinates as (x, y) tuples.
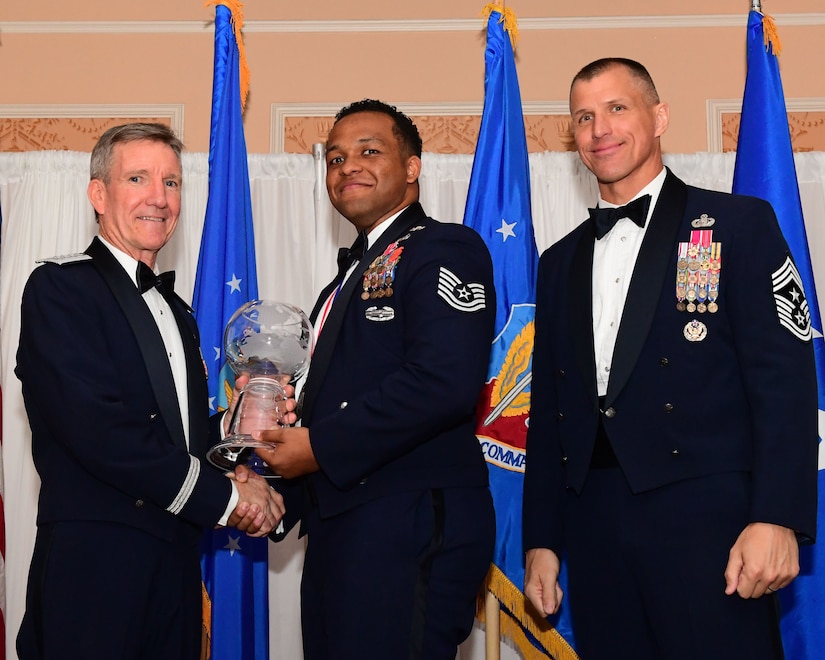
(254, 99), (497, 660)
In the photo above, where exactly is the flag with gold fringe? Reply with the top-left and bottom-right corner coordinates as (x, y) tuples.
(463, 5), (577, 658)
(732, 8), (825, 659)
(196, 2), (268, 659)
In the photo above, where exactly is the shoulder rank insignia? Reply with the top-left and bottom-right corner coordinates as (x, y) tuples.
(437, 267), (486, 313)
(36, 253), (92, 265)
(771, 255), (812, 341)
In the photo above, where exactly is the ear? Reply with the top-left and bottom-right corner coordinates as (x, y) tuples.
(653, 102), (670, 139)
(87, 179), (106, 215)
(405, 155), (422, 184)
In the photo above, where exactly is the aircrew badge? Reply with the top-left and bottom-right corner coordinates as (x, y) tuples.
(676, 230), (721, 314)
(691, 213), (716, 228)
(771, 255), (812, 341)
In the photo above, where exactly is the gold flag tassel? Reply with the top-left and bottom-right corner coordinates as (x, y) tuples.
(761, 13), (782, 56)
(206, 0), (251, 112)
(481, 2), (520, 50)
(476, 565), (579, 660)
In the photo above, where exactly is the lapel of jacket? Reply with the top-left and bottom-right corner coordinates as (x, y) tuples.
(166, 293), (209, 457)
(85, 237), (188, 449)
(300, 202), (426, 422)
(568, 223), (599, 402)
(605, 170), (687, 405)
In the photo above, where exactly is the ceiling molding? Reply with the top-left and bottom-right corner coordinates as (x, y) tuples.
(3, 13), (824, 35)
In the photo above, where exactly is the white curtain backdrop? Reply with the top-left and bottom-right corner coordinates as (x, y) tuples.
(1, 150), (824, 660)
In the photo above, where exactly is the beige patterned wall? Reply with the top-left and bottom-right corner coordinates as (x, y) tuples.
(3, 111), (824, 155)
(0, 117), (171, 152)
(3, 1), (825, 155)
(720, 111), (825, 153)
(283, 113), (576, 154)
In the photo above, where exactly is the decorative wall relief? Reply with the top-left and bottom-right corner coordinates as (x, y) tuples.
(274, 102), (574, 154)
(0, 105), (183, 152)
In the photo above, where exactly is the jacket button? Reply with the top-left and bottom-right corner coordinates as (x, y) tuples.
(558, 369), (566, 377)
(135, 499), (144, 508)
(671, 449), (680, 456)
(561, 455), (569, 463)
(664, 403), (674, 412)
(604, 407), (616, 419)
(359, 478), (367, 485)
(339, 401), (348, 409)
(660, 357), (669, 366)
(557, 412), (564, 420)
(149, 413), (158, 420)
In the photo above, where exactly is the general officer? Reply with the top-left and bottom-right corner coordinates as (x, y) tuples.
(16, 123), (284, 660)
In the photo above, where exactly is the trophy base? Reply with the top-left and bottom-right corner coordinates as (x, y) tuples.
(206, 435), (280, 479)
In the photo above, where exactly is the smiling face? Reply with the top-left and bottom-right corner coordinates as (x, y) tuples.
(325, 111), (421, 233)
(570, 63), (669, 204)
(88, 139), (182, 268)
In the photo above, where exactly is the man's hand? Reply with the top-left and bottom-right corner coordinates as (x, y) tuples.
(254, 427), (319, 479)
(223, 377), (298, 436)
(225, 467), (285, 537)
(524, 548), (564, 617)
(724, 522), (799, 598)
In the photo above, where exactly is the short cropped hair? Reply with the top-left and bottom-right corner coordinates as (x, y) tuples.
(334, 99), (423, 158)
(571, 58), (660, 105)
(90, 122), (184, 183)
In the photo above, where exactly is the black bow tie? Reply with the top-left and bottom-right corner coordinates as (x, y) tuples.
(336, 230), (368, 274)
(137, 261), (175, 296)
(589, 194), (651, 240)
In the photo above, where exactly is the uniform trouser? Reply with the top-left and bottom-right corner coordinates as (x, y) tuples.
(17, 520), (202, 660)
(300, 486), (495, 660)
(564, 468), (785, 660)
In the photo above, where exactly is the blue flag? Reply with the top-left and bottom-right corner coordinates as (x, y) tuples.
(463, 6), (576, 659)
(195, 3), (268, 659)
(732, 10), (825, 659)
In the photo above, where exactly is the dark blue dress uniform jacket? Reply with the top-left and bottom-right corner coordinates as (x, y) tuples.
(17, 237), (231, 543)
(523, 170), (818, 556)
(279, 202), (495, 531)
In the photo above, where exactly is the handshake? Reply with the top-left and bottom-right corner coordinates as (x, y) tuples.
(217, 375), (309, 537)
(223, 464), (286, 537)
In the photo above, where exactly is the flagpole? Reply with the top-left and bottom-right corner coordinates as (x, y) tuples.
(485, 588), (501, 660)
(482, 3), (503, 654)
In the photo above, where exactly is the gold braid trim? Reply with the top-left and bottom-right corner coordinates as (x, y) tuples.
(205, 0), (251, 111)
(481, 3), (520, 50)
(201, 581), (212, 660)
(476, 564), (579, 660)
(761, 13), (783, 56)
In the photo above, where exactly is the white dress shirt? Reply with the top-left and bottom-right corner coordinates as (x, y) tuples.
(592, 168), (666, 397)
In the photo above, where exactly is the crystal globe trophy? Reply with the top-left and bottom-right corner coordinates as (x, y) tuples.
(206, 300), (313, 478)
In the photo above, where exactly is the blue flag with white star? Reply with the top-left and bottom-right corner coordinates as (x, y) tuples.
(463, 6), (576, 658)
(732, 10), (825, 659)
(195, 3), (268, 659)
